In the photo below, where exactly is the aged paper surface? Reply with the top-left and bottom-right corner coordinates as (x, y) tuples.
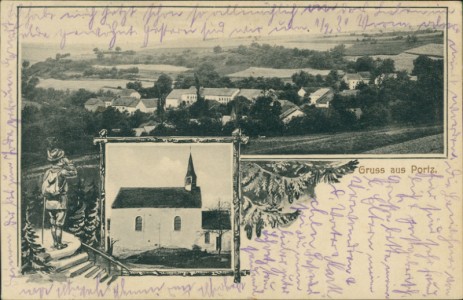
(1, 1), (462, 299)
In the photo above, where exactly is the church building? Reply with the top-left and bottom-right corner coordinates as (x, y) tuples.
(109, 153), (232, 258)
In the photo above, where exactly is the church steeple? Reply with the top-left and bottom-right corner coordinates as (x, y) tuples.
(184, 152), (197, 191)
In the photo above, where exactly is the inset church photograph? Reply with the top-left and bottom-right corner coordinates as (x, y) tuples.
(105, 143), (233, 270)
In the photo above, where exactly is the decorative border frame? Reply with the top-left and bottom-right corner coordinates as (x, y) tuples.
(93, 129), (248, 283)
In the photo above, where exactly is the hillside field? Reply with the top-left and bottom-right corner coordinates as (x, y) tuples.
(241, 125), (443, 155)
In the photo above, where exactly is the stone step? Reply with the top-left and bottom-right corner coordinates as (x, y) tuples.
(36, 229), (82, 260)
(50, 252), (88, 272)
(93, 268), (106, 280)
(107, 275), (119, 286)
(68, 261), (94, 278)
(84, 266), (101, 278)
(99, 271), (110, 283)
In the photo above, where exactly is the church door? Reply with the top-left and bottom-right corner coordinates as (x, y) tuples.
(216, 236), (221, 251)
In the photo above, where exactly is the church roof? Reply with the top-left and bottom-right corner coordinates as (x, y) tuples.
(112, 187), (202, 209)
(202, 211), (232, 230)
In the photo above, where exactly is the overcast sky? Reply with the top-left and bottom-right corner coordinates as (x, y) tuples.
(18, 5), (446, 51)
(105, 143), (233, 215)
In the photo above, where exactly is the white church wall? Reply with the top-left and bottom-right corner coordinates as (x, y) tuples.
(111, 207), (202, 258)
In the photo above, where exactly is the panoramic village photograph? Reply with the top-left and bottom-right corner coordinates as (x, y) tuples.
(19, 5), (446, 284)
(21, 29), (444, 160)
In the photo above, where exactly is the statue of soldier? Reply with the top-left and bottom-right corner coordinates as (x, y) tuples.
(42, 148), (77, 249)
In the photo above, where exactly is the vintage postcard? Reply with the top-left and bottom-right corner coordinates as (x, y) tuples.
(1, 1), (462, 299)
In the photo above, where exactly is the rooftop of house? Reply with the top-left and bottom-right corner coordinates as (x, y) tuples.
(237, 89), (262, 100)
(344, 73), (362, 81)
(112, 96), (139, 107)
(112, 187), (202, 209)
(309, 87), (333, 98)
(166, 87), (197, 99)
(85, 98), (104, 106)
(280, 106), (303, 119)
(316, 92), (334, 104)
(277, 99), (299, 112)
(203, 88), (240, 97)
(94, 106), (106, 113)
(167, 87), (241, 99)
(358, 71), (371, 79)
(140, 98), (158, 108)
(100, 96), (116, 102)
(276, 100), (304, 119)
(202, 210), (232, 230)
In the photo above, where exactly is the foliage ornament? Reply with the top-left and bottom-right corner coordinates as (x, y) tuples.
(241, 160), (359, 239)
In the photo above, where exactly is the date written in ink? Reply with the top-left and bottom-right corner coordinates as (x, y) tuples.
(358, 165), (437, 174)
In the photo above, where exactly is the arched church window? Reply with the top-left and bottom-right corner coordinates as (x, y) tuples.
(174, 216), (181, 231)
(205, 232), (210, 244)
(135, 216), (142, 231)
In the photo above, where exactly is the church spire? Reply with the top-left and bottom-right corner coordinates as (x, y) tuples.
(185, 151), (197, 191)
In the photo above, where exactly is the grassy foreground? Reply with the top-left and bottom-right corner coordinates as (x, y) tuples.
(122, 248), (231, 269)
(242, 125), (443, 155)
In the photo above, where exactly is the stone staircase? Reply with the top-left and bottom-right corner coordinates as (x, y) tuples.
(37, 229), (119, 284)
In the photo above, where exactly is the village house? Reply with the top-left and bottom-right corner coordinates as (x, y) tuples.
(221, 106), (242, 126)
(103, 88), (141, 99)
(221, 115), (232, 125)
(203, 88), (240, 104)
(166, 87), (242, 108)
(112, 97), (140, 114)
(165, 87), (197, 108)
(133, 121), (159, 137)
(113, 97), (158, 114)
(84, 97), (105, 112)
(297, 87), (309, 98)
(343, 72), (371, 90)
(277, 100), (306, 124)
(103, 96), (114, 108)
(374, 73), (418, 85)
(109, 153), (232, 258)
(309, 88), (334, 108)
(374, 73), (398, 85)
(348, 108), (363, 119)
(85, 95), (158, 114)
(136, 98), (158, 113)
(201, 210), (232, 253)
